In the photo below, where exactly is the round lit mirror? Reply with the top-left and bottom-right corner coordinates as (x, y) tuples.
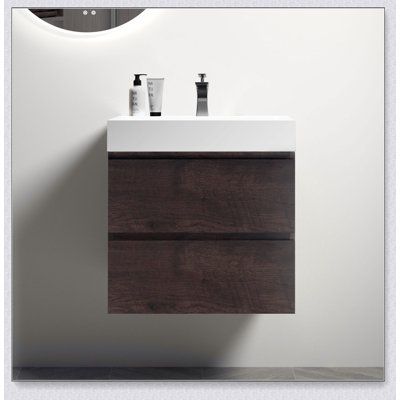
(29, 9), (145, 32)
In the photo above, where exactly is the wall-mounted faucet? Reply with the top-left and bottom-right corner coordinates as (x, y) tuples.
(196, 73), (209, 116)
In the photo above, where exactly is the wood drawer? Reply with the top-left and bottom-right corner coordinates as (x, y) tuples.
(108, 154), (294, 238)
(109, 240), (294, 314)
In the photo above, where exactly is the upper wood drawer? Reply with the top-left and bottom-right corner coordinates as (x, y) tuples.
(108, 154), (294, 238)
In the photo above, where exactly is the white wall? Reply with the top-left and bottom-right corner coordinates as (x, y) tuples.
(12, 8), (384, 367)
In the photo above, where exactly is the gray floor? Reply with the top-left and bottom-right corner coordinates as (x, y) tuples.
(13, 367), (384, 381)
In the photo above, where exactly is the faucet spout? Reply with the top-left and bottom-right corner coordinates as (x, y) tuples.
(196, 73), (209, 116)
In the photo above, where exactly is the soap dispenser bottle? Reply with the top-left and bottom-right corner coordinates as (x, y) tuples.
(130, 74), (149, 116)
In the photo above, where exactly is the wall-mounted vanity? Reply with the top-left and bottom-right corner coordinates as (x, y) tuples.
(107, 116), (295, 313)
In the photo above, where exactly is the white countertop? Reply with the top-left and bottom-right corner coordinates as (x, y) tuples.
(107, 116), (295, 152)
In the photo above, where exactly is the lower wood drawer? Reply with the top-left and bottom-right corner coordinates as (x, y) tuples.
(109, 240), (294, 314)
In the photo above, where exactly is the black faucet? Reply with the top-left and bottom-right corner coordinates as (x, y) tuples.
(196, 73), (208, 116)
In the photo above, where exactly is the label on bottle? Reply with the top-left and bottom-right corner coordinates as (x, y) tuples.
(131, 88), (147, 116)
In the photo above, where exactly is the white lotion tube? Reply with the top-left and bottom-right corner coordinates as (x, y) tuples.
(130, 74), (149, 116)
(147, 78), (164, 116)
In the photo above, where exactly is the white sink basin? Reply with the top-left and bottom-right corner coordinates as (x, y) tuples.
(107, 116), (295, 152)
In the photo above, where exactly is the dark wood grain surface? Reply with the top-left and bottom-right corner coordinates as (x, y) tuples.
(109, 240), (294, 313)
(108, 152), (295, 314)
(109, 158), (294, 236)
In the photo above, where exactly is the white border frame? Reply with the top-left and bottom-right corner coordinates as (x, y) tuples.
(4, 1), (395, 399)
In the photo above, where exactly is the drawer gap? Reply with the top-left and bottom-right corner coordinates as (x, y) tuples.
(109, 232), (294, 241)
(108, 151), (294, 160)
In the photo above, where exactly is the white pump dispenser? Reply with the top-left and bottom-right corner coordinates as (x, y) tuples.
(130, 74), (149, 116)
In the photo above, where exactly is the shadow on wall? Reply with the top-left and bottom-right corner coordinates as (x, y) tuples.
(12, 130), (252, 367)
